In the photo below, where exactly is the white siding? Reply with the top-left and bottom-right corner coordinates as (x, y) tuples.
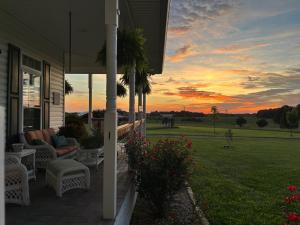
(0, 106), (4, 225)
(0, 15), (65, 131)
(0, 39), (8, 108)
(50, 65), (64, 129)
(0, 38), (8, 139)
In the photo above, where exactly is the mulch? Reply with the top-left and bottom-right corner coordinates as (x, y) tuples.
(130, 186), (202, 225)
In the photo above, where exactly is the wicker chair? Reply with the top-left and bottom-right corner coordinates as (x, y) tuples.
(5, 155), (30, 205)
(20, 128), (79, 169)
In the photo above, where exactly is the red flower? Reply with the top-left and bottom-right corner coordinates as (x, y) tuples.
(288, 185), (297, 192)
(285, 195), (297, 203)
(186, 141), (192, 149)
(288, 212), (300, 222)
(295, 194), (300, 200)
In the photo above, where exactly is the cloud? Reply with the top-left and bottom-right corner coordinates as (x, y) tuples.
(231, 55), (254, 62)
(236, 88), (293, 102)
(164, 87), (235, 102)
(286, 66), (300, 74)
(170, 0), (237, 28)
(213, 43), (269, 54)
(167, 44), (198, 62)
(168, 26), (191, 36)
(235, 68), (300, 90)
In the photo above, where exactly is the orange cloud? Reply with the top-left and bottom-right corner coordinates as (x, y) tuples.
(213, 43), (269, 54)
(167, 44), (198, 62)
(231, 55), (254, 62)
(168, 26), (191, 36)
(164, 87), (235, 102)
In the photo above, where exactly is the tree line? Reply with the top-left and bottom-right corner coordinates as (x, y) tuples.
(257, 104), (300, 129)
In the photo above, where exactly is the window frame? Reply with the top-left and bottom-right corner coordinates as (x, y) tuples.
(20, 53), (43, 132)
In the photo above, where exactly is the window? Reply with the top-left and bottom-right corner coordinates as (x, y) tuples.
(22, 55), (42, 131)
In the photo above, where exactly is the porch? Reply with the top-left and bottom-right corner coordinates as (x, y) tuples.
(5, 121), (142, 225)
(6, 159), (134, 225)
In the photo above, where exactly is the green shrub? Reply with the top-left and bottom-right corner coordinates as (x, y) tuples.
(59, 114), (88, 139)
(236, 116), (247, 127)
(125, 132), (148, 171)
(58, 126), (88, 140)
(256, 118), (268, 128)
(135, 137), (193, 217)
(80, 128), (104, 149)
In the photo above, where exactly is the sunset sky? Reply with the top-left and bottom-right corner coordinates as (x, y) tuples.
(66, 0), (300, 114)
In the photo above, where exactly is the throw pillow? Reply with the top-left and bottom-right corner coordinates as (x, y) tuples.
(51, 135), (68, 147)
(31, 139), (45, 145)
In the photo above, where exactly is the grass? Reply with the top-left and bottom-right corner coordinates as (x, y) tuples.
(147, 121), (300, 138)
(147, 122), (300, 225)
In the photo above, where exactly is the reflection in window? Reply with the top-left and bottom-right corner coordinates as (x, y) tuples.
(23, 71), (41, 131)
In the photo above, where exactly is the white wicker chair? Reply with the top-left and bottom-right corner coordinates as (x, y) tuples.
(20, 133), (79, 169)
(5, 155), (30, 205)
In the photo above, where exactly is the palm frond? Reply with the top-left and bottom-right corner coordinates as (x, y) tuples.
(65, 80), (74, 95)
(117, 82), (127, 97)
(96, 29), (148, 69)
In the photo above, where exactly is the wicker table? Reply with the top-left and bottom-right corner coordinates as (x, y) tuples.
(77, 148), (104, 169)
(6, 149), (36, 180)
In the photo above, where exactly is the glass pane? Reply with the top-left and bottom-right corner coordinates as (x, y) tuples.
(23, 71), (41, 131)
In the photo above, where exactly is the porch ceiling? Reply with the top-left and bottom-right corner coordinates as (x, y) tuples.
(0, 0), (169, 74)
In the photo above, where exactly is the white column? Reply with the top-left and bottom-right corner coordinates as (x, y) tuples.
(143, 93), (147, 136)
(103, 0), (118, 219)
(0, 106), (5, 225)
(88, 73), (93, 128)
(138, 87), (143, 133)
(138, 87), (143, 120)
(128, 63), (136, 123)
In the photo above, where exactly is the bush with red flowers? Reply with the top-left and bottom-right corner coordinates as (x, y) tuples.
(284, 185), (300, 224)
(135, 137), (193, 217)
(125, 131), (149, 171)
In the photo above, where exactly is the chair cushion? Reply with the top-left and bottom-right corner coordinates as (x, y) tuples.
(25, 130), (45, 144)
(42, 128), (55, 145)
(56, 145), (78, 157)
(47, 159), (87, 176)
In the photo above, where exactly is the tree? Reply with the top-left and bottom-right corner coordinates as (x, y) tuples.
(97, 29), (148, 122)
(236, 116), (247, 128)
(65, 80), (73, 95)
(121, 65), (152, 95)
(117, 82), (127, 97)
(256, 119), (268, 128)
(211, 106), (218, 135)
(286, 108), (299, 136)
(97, 29), (147, 70)
(224, 129), (233, 148)
(275, 105), (292, 128)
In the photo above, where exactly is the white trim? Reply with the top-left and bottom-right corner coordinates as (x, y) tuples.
(20, 52), (43, 132)
(128, 63), (135, 123)
(0, 106), (5, 225)
(88, 73), (93, 127)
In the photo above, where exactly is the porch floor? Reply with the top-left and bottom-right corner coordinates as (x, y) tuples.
(6, 159), (133, 225)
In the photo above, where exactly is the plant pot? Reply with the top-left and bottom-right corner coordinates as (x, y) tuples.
(11, 143), (24, 152)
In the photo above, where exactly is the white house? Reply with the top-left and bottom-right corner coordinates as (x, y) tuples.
(0, 0), (169, 224)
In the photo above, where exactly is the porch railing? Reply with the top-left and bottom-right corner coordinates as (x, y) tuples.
(117, 119), (144, 140)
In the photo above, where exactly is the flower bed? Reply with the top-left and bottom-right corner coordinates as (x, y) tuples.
(126, 132), (194, 219)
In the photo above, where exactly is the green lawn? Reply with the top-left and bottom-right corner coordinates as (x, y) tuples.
(147, 122), (300, 225)
(147, 122), (300, 138)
